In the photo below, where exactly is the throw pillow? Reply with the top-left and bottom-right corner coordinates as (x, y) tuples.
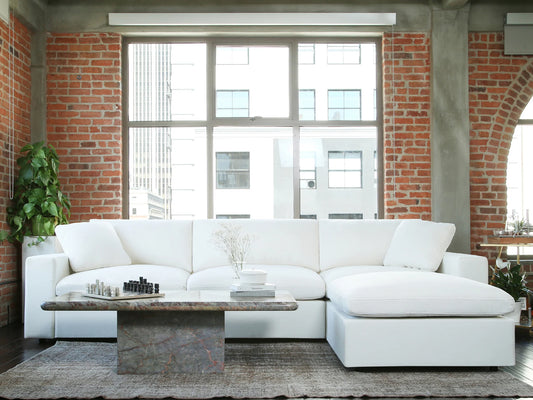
(383, 219), (455, 271)
(55, 222), (132, 272)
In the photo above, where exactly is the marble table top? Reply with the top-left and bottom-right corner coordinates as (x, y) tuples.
(41, 290), (298, 312)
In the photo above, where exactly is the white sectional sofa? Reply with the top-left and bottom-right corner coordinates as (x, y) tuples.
(24, 218), (516, 367)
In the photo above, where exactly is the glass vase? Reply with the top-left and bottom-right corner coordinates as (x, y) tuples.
(232, 261), (246, 280)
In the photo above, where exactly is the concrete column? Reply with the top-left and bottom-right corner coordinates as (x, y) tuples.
(30, 31), (47, 144)
(431, 5), (470, 253)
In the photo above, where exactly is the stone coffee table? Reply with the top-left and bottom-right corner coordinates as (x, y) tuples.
(41, 290), (297, 374)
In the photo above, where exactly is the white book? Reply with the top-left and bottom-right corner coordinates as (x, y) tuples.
(230, 282), (276, 292)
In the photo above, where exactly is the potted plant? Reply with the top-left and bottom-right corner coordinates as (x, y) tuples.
(0, 142), (71, 245)
(490, 261), (530, 323)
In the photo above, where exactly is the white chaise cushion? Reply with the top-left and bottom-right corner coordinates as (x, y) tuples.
(327, 271), (515, 317)
(383, 220), (455, 271)
(55, 222), (131, 272)
(56, 264), (190, 296)
(320, 265), (409, 296)
(187, 265), (325, 300)
(99, 219), (193, 272)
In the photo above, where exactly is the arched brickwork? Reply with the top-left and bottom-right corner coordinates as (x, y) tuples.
(469, 33), (533, 266)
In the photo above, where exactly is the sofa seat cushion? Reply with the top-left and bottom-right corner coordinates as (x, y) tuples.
(328, 271), (515, 318)
(56, 265), (190, 296)
(187, 265), (325, 300)
(320, 265), (409, 296)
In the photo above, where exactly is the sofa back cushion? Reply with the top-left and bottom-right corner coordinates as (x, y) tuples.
(100, 220), (193, 272)
(383, 219), (455, 272)
(319, 219), (402, 271)
(192, 219), (319, 272)
(55, 222), (132, 272)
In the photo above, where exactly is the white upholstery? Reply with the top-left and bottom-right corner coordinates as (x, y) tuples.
(56, 264), (189, 296)
(226, 300), (325, 339)
(383, 219), (455, 271)
(55, 222), (131, 272)
(96, 219), (193, 272)
(26, 217), (516, 369)
(326, 301), (515, 367)
(320, 265), (409, 296)
(319, 219), (401, 271)
(192, 219), (319, 272)
(438, 252), (489, 283)
(187, 265), (325, 300)
(328, 271), (515, 317)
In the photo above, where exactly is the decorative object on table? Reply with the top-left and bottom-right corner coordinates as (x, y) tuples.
(230, 269), (276, 297)
(212, 222), (254, 280)
(0, 142), (71, 246)
(83, 277), (164, 301)
(490, 259), (530, 324)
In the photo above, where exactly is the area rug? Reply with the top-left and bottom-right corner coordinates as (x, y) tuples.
(0, 341), (532, 399)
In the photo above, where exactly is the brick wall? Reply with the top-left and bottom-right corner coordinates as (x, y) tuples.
(47, 33), (122, 222)
(469, 33), (533, 266)
(383, 32), (432, 220)
(0, 15), (32, 327)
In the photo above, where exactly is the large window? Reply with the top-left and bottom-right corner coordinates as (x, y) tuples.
(507, 100), (533, 257)
(126, 39), (381, 220)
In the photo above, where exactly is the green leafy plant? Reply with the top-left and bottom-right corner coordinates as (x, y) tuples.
(490, 263), (529, 301)
(0, 142), (70, 245)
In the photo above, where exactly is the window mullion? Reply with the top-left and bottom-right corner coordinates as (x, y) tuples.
(207, 40), (216, 218)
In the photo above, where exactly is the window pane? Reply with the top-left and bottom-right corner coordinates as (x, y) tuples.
(214, 127), (293, 218)
(129, 43), (206, 121)
(216, 46), (289, 118)
(299, 43), (376, 121)
(129, 127), (207, 219)
(216, 90), (249, 117)
(300, 127), (376, 219)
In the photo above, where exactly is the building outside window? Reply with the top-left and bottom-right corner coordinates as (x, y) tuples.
(328, 213), (363, 219)
(299, 90), (315, 120)
(216, 152), (250, 189)
(216, 90), (249, 117)
(216, 46), (249, 65)
(300, 152), (317, 189)
(126, 40), (381, 220)
(327, 44), (361, 64)
(328, 90), (361, 120)
(328, 150), (362, 188)
(298, 44), (315, 65)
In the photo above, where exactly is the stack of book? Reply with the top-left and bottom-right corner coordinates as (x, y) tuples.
(230, 282), (276, 297)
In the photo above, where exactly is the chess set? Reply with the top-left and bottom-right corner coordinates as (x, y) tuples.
(83, 277), (164, 301)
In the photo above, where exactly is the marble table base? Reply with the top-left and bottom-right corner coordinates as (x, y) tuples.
(117, 310), (224, 374)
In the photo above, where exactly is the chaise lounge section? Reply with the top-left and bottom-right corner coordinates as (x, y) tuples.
(24, 218), (515, 367)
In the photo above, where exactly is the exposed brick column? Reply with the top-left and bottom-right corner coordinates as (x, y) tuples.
(469, 33), (533, 265)
(0, 16), (32, 327)
(46, 33), (122, 222)
(383, 32), (431, 220)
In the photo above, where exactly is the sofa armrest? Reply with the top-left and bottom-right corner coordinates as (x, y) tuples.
(24, 253), (70, 339)
(437, 252), (488, 284)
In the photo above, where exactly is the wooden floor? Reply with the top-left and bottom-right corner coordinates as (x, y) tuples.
(1, 323), (533, 399)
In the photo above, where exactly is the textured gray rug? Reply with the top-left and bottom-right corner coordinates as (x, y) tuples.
(0, 341), (532, 399)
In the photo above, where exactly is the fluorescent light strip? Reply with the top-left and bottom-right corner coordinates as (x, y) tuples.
(506, 13), (533, 25)
(109, 13), (396, 26)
